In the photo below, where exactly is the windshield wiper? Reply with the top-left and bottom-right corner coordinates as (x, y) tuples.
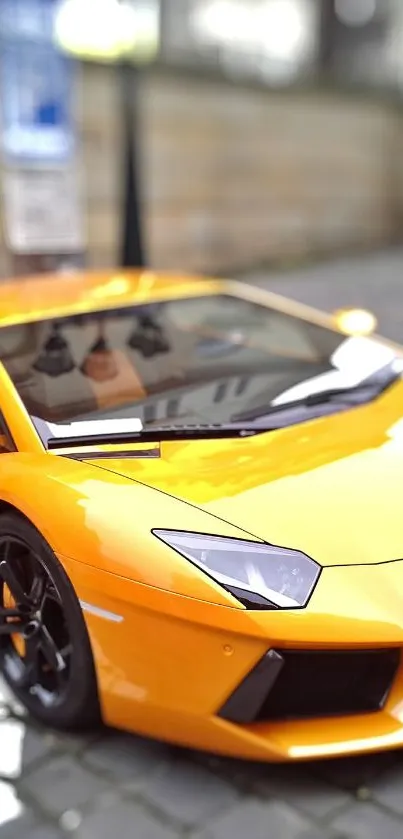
(45, 402), (359, 449)
(233, 360), (401, 423)
(46, 423), (266, 449)
(45, 402), (353, 449)
(44, 362), (402, 450)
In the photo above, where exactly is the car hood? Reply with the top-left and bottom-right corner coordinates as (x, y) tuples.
(88, 381), (403, 568)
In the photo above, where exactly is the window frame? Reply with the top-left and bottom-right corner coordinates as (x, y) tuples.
(0, 411), (17, 454)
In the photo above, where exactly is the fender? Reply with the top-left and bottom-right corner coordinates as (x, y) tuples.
(0, 451), (253, 605)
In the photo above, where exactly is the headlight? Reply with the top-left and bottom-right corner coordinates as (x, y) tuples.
(153, 530), (320, 610)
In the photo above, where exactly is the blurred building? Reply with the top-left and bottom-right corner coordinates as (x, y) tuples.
(160, 0), (318, 85)
(160, 0), (403, 91)
(2, 0), (403, 277)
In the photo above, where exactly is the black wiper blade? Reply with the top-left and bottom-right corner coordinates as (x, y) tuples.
(234, 361), (401, 423)
(301, 362), (401, 406)
(303, 382), (376, 406)
(46, 423), (263, 449)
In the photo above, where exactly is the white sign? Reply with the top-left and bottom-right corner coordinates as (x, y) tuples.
(47, 418), (144, 438)
(2, 167), (85, 254)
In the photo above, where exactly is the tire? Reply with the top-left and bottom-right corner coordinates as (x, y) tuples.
(0, 512), (101, 730)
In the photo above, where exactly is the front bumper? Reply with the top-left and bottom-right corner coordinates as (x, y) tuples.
(62, 554), (403, 762)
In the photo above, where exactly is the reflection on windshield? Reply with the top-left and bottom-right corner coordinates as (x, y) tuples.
(0, 295), (345, 427)
(272, 337), (397, 407)
(33, 324), (76, 378)
(127, 314), (171, 357)
(80, 321), (119, 383)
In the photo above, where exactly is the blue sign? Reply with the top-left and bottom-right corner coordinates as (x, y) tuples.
(0, 0), (75, 164)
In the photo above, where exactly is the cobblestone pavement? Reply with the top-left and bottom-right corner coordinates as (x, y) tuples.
(2, 248), (403, 839)
(246, 246), (403, 343)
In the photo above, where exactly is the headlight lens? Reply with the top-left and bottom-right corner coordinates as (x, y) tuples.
(153, 530), (320, 609)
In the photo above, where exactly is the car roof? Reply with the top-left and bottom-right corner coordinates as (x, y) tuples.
(0, 269), (224, 327)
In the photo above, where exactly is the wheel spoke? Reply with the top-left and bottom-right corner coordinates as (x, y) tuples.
(20, 638), (41, 689)
(0, 606), (27, 620)
(59, 643), (73, 660)
(29, 572), (46, 608)
(40, 625), (66, 673)
(0, 539), (10, 565)
(1, 537), (72, 704)
(0, 602), (29, 637)
(0, 552), (28, 605)
(54, 643), (72, 688)
(0, 621), (26, 637)
(44, 582), (59, 603)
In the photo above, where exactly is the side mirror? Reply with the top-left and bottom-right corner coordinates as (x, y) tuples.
(333, 307), (378, 337)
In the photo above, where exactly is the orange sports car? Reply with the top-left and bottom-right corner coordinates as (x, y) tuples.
(1, 268), (403, 762)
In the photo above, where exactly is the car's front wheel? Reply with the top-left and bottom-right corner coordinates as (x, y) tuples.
(0, 513), (100, 730)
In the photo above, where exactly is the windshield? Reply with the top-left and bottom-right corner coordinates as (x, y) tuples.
(0, 294), (364, 429)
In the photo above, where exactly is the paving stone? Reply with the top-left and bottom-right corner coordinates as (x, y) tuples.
(248, 248), (403, 345)
(0, 819), (38, 839)
(331, 802), (402, 839)
(22, 827), (64, 839)
(20, 755), (111, 816)
(59, 809), (84, 832)
(298, 831), (341, 839)
(369, 761), (403, 816)
(0, 718), (25, 779)
(0, 675), (12, 704)
(0, 780), (35, 838)
(74, 799), (179, 839)
(46, 729), (100, 757)
(138, 759), (239, 828)
(251, 765), (352, 821)
(0, 677), (26, 718)
(193, 799), (315, 839)
(0, 718), (55, 779)
(82, 732), (169, 784)
(310, 752), (399, 791)
(191, 754), (255, 790)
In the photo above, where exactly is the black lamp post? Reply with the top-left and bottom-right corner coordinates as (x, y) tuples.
(55, 0), (157, 270)
(318, 0), (337, 77)
(119, 56), (146, 268)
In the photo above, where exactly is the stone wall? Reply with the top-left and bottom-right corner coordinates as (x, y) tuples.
(77, 65), (403, 273)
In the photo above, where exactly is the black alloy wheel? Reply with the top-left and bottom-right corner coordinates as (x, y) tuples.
(0, 514), (100, 730)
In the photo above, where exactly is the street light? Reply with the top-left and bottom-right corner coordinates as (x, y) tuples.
(54, 0), (160, 268)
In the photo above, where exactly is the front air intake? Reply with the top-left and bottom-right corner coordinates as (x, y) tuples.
(219, 648), (400, 724)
